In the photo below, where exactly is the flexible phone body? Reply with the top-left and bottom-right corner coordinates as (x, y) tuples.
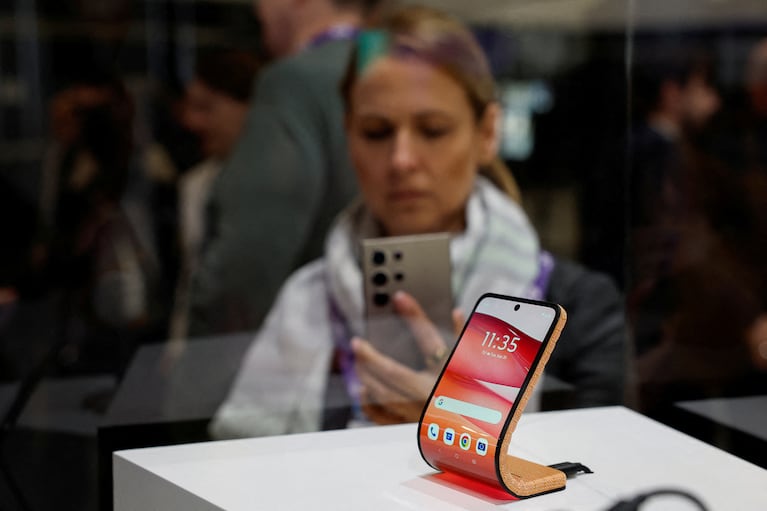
(417, 293), (568, 497)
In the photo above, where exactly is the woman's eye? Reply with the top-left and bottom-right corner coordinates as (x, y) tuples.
(361, 127), (393, 140)
(420, 125), (451, 139)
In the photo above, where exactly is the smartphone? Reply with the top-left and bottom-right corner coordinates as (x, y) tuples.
(417, 293), (567, 490)
(361, 233), (453, 370)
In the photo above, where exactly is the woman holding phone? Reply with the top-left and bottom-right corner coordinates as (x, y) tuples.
(211, 6), (627, 437)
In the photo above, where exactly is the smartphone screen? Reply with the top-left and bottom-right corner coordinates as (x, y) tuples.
(418, 294), (562, 486)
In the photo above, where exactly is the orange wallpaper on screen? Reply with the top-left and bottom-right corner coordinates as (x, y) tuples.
(419, 310), (545, 486)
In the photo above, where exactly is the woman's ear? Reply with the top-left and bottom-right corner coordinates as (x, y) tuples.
(477, 102), (501, 165)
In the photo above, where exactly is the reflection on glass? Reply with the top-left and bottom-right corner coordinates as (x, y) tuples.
(0, 1), (766, 509)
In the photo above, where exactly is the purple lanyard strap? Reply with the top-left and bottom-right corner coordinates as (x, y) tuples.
(306, 25), (360, 49)
(528, 251), (555, 301)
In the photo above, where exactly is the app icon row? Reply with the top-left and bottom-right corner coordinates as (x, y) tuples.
(426, 423), (488, 456)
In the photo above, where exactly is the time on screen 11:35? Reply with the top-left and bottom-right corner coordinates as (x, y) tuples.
(480, 330), (519, 353)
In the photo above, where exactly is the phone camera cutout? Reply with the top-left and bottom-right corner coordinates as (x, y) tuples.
(394, 272), (404, 282)
(372, 250), (386, 266)
(514, 304), (521, 311)
(371, 272), (388, 286)
(373, 293), (390, 307)
(394, 251), (403, 261)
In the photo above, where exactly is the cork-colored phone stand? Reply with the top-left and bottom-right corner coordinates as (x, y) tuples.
(496, 306), (567, 497)
(418, 297), (568, 499)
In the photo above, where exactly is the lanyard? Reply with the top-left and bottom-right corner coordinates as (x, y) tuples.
(528, 250), (555, 301)
(306, 25), (360, 49)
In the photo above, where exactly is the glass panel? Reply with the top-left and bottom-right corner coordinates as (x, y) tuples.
(0, 1), (765, 509)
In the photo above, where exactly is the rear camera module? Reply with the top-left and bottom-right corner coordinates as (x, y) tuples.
(372, 272), (388, 286)
(373, 292), (390, 307)
(372, 250), (386, 266)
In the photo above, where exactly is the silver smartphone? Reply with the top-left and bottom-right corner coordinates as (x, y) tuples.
(361, 233), (454, 369)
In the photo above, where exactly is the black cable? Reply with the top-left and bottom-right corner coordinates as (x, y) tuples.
(605, 487), (709, 511)
(549, 461), (593, 478)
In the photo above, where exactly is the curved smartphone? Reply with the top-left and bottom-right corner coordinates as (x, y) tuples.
(417, 293), (567, 496)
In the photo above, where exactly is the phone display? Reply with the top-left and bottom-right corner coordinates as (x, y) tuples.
(417, 293), (565, 488)
(362, 233), (453, 369)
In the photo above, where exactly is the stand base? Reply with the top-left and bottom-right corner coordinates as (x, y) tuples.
(498, 455), (566, 498)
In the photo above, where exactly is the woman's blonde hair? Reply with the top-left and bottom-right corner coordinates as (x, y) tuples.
(341, 5), (521, 202)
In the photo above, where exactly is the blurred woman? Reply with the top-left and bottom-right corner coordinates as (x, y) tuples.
(169, 50), (261, 344)
(211, 6), (627, 438)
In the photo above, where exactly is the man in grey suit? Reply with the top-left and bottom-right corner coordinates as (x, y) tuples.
(188, 0), (382, 336)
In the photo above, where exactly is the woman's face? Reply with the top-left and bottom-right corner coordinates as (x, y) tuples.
(183, 79), (249, 159)
(347, 55), (499, 236)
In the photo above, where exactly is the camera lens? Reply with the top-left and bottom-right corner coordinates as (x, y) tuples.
(514, 304), (521, 311)
(373, 292), (389, 306)
(372, 272), (388, 286)
(372, 250), (386, 265)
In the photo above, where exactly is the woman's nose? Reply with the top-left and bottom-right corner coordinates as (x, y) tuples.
(391, 130), (417, 173)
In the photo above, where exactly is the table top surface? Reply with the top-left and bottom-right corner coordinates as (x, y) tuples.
(676, 395), (767, 441)
(114, 406), (767, 511)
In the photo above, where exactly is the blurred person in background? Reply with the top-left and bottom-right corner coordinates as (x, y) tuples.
(636, 123), (767, 418)
(210, 6), (627, 439)
(33, 68), (169, 379)
(744, 37), (767, 167)
(0, 175), (38, 377)
(187, 0), (384, 337)
(168, 50), (261, 345)
(630, 45), (720, 244)
(631, 47), (720, 223)
(627, 45), (721, 358)
(635, 39), (767, 419)
(739, 39), (767, 373)
(579, 44), (720, 294)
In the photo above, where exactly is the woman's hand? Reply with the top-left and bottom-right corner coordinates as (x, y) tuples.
(351, 291), (464, 424)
